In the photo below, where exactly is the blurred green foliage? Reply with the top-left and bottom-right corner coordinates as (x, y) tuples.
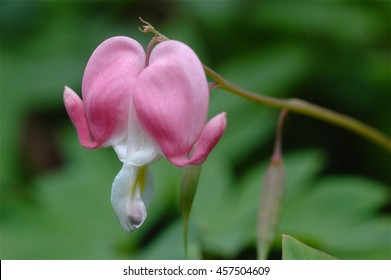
(1, 0), (390, 259)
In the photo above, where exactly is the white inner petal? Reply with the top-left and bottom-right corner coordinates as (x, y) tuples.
(110, 97), (160, 232)
(141, 166), (155, 208)
(113, 97), (161, 165)
(111, 164), (154, 232)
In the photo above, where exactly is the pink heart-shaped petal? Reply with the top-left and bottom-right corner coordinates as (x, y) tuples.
(64, 36), (146, 149)
(134, 40), (209, 165)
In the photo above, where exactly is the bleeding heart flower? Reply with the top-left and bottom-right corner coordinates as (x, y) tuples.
(63, 36), (226, 231)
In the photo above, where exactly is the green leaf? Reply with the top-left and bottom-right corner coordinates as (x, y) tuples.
(282, 235), (337, 260)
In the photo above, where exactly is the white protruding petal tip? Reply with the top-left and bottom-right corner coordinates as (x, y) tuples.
(125, 191), (147, 231)
(111, 164), (148, 232)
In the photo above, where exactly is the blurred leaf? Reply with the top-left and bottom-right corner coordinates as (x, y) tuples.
(135, 219), (201, 260)
(194, 149), (325, 258)
(1, 124), (186, 259)
(161, 18), (207, 61)
(177, 0), (243, 28)
(280, 176), (391, 259)
(212, 99), (276, 163)
(1, 129), (123, 259)
(253, 2), (386, 45)
(218, 45), (312, 96)
(282, 234), (337, 260)
(138, 160), (181, 233)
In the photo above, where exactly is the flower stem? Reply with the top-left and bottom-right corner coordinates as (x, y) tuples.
(139, 18), (391, 153)
(204, 64), (391, 153)
(144, 36), (160, 67)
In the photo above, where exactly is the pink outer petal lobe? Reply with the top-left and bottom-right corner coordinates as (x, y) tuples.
(188, 112), (227, 166)
(133, 40), (209, 164)
(80, 36), (145, 148)
(64, 86), (99, 149)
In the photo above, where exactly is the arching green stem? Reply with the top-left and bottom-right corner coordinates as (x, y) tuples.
(139, 19), (391, 150)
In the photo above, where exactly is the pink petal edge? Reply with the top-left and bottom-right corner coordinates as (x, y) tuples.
(167, 112), (227, 167)
(189, 112), (227, 165)
(63, 86), (100, 149)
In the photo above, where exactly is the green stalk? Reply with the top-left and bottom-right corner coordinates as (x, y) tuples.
(204, 65), (391, 153)
(180, 165), (202, 259)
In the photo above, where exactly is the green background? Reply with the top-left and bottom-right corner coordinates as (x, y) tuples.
(1, 0), (390, 259)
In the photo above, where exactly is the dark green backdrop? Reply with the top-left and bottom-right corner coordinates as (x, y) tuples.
(1, 0), (390, 259)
